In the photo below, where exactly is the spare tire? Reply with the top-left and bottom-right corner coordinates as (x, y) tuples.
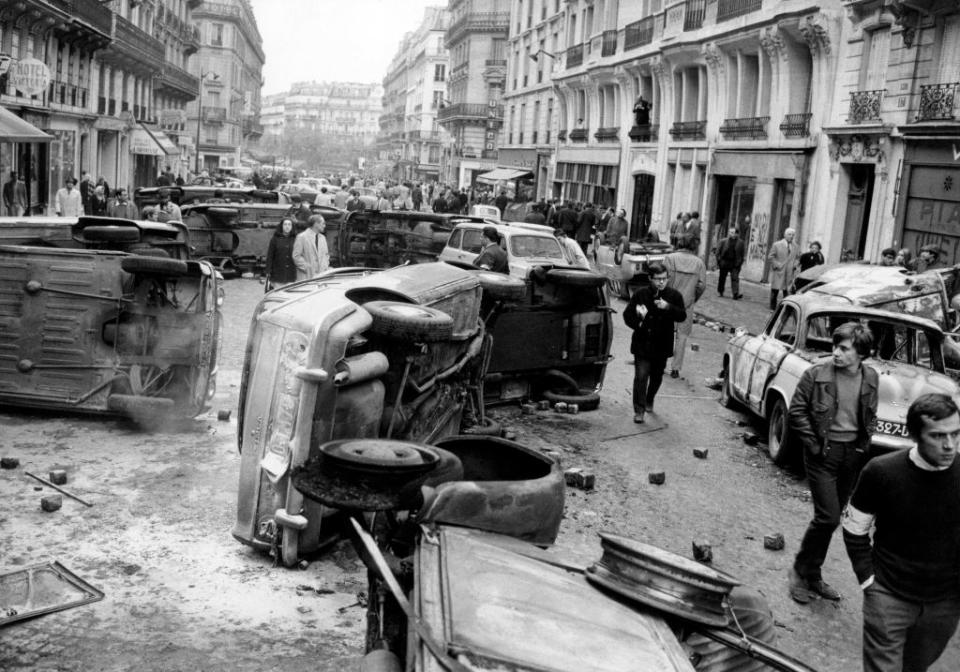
(82, 225), (141, 243)
(106, 393), (175, 419)
(121, 256), (189, 276)
(541, 369), (581, 395)
(544, 268), (606, 288)
(542, 388), (601, 411)
(475, 271), (526, 301)
(364, 300), (454, 342)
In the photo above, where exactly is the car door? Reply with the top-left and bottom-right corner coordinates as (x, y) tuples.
(746, 304), (799, 411)
(460, 228), (484, 264)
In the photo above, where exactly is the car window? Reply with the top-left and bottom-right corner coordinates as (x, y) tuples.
(509, 235), (564, 259)
(773, 305), (798, 346)
(447, 229), (463, 250)
(462, 229), (484, 254)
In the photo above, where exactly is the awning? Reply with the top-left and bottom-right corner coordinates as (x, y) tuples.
(139, 123), (179, 156)
(477, 167), (533, 182)
(0, 106), (52, 143)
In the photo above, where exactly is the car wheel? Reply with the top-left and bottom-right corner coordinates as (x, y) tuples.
(544, 268), (606, 288)
(766, 397), (792, 466)
(720, 368), (737, 409)
(542, 368), (581, 395)
(81, 225), (141, 243)
(542, 388), (601, 411)
(106, 393), (175, 419)
(364, 300), (454, 342)
(121, 256), (189, 276)
(474, 271), (526, 301)
(463, 417), (503, 436)
(679, 586), (776, 672)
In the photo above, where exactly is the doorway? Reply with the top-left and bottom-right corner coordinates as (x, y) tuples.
(631, 172), (655, 241)
(841, 163), (875, 261)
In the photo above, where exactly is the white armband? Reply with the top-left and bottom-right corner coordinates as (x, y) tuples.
(841, 502), (874, 536)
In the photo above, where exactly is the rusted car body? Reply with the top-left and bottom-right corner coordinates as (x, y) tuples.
(595, 238), (674, 300)
(338, 211), (486, 268)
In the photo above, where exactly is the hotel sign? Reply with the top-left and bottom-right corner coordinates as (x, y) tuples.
(9, 58), (50, 97)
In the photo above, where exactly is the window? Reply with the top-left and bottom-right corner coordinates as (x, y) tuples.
(860, 27), (890, 91)
(447, 229), (463, 250)
(432, 91), (444, 109)
(434, 64), (446, 82)
(771, 306), (798, 346)
(211, 23), (224, 46)
(462, 229), (484, 253)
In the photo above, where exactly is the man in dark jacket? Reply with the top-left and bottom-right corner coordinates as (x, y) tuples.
(576, 203), (597, 255)
(788, 321), (878, 604)
(494, 190), (510, 217)
(622, 262), (686, 424)
(714, 227), (745, 299)
(557, 201), (579, 237)
(473, 226), (508, 273)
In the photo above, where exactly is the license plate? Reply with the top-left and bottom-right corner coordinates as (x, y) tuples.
(876, 420), (909, 438)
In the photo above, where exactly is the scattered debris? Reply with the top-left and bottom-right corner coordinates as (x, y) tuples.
(504, 431), (517, 441)
(24, 471), (93, 507)
(690, 343), (700, 352)
(536, 400), (551, 411)
(297, 559), (310, 571)
(41, 495), (62, 512)
(296, 605), (312, 614)
(0, 562), (104, 626)
(704, 377), (723, 390)
(648, 471), (666, 485)
(693, 448), (709, 459)
(554, 402), (568, 413)
(564, 468), (595, 490)
(1, 457), (19, 469)
(217, 409), (232, 421)
(521, 403), (537, 415)
(763, 533), (785, 551)
(742, 432), (762, 446)
(543, 450), (563, 465)
(48, 469), (67, 485)
(568, 403), (579, 414)
(692, 541), (713, 563)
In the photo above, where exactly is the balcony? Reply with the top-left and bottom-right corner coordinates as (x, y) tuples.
(917, 82), (958, 121)
(182, 25), (201, 55)
(437, 103), (504, 124)
(719, 116), (770, 139)
(66, 0), (113, 40)
(446, 11), (509, 46)
(47, 80), (88, 109)
(569, 128), (588, 142)
(242, 119), (263, 136)
(203, 106), (227, 124)
(625, 17), (656, 50)
(716, 0), (763, 23)
(629, 124), (659, 142)
(157, 64), (199, 98)
(848, 89), (885, 124)
(450, 61), (470, 81)
(485, 59), (507, 67)
(601, 30), (618, 57)
(594, 126), (620, 142)
(780, 113), (812, 137)
(669, 120), (707, 140)
(684, 0), (706, 30)
(409, 130), (443, 142)
(566, 43), (584, 69)
(187, 0), (201, 7)
(103, 15), (165, 75)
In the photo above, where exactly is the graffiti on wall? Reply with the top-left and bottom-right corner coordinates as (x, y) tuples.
(746, 212), (770, 263)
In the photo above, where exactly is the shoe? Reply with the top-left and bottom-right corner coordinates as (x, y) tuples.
(733, 293), (743, 300)
(788, 570), (814, 604)
(634, 413), (645, 424)
(670, 369), (680, 379)
(809, 579), (841, 601)
(645, 400), (654, 413)
(718, 291), (724, 297)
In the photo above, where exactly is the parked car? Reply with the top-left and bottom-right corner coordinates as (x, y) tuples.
(232, 262), (493, 566)
(0, 215), (191, 255)
(595, 238), (674, 300)
(468, 203), (501, 221)
(440, 221), (613, 407)
(0, 219), (223, 422)
(721, 294), (960, 464)
(134, 186), (293, 209)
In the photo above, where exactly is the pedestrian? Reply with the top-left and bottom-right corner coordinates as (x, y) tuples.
(768, 227), (798, 310)
(877, 247), (897, 267)
(374, 190), (391, 211)
(473, 225), (508, 273)
(291, 214), (329, 280)
(684, 211), (702, 252)
(142, 205), (158, 221)
(603, 208), (629, 247)
(557, 200), (578, 237)
(842, 393), (960, 672)
(577, 203), (598, 256)
(264, 218), (298, 290)
(524, 203), (546, 225)
(107, 187), (139, 219)
(314, 186), (334, 207)
(175, 173), (185, 187)
(787, 321), (878, 604)
(55, 176), (83, 216)
(553, 228), (590, 269)
(345, 189), (362, 212)
(623, 262), (686, 424)
(79, 171), (93, 214)
(495, 190), (509, 217)
(798, 241), (825, 272)
(3, 171), (27, 216)
(96, 176), (111, 199)
(157, 166), (172, 187)
(663, 234), (706, 379)
(669, 213), (687, 249)
(412, 183), (423, 211)
(155, 188), (182, 222)
(895, 247), (914, 270)
(714, 227), (744, 299)
(915, 245), (944, 273)
(90, 185), (108, 216)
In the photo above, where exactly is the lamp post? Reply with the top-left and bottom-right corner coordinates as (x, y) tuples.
(195, 71), (219, 175)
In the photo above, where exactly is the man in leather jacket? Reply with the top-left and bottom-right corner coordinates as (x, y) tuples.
(787, 321), (878, 604)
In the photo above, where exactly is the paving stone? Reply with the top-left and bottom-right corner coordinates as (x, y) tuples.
(48, 469), (67, 485)
(40, 495), (62, 512)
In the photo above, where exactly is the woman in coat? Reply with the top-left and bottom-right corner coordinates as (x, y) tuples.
(264, 218), (298, 290)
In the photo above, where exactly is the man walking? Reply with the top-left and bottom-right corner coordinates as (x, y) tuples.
(715, 227), (745, 299)
(3, 171), (26, 216)
(669, 212), (687, 249)
(292, 214), (329, 280)
(603, 208), (629, 247)
(684, 211), (702, 252)
(494, 190), (510, 218)
(557, 201), (578, 237)
(788, 321), (878, 604)
(663, 235), (706, 379)
(576, 203), (597, 256)
(55, 177), (83, 216)
(623, 262), (686, 424)
(768, 227), (798, 310)
(842, 393), (960, 672)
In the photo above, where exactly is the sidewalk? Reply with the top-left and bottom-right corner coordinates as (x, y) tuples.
(693, 271), (773, 335)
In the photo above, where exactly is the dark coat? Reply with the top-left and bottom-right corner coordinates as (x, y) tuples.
(576, 209), (597, 243)
(788, 362), (879, 454)
(622, 285), (686, 358)
(715, 237), (745, 270)
(473, 242), (508, 273)
(265, 232), (298, 283)
(557, 207), (579, 236)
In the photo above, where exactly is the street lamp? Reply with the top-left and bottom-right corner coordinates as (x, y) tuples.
(528, 49), (556, 62)
(195, 71), (220, 174)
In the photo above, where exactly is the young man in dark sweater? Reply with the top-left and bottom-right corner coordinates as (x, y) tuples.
(842, 393), (960, 672)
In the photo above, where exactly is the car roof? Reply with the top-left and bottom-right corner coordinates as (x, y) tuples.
(451, 221), (556, 237)
(783, 294), (945, 333)
(801, 263), (945, 300)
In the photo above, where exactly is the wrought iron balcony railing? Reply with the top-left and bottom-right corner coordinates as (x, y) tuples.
(48, 80), (88, 109)
(566, 44), (584, 68)
(716, 0), (763, 23)
(569, 128), (588, 142)
(684, 0), (706, 31)
(848, 89), (885, 124)
(157, 64), (199, 98)
(780, 113), (812, 137)
(669, 120), (707, 140)
(629, 124), (659, 142)
(917, 82), (958, 121)
(203, 106), (227, 123)
(625, 17), (656, 50)
(437, 103), (504, 123)
(601, 30), (618, 57)
(594, 126), (620, 141)
(446, 11), (509, 46)
(719, 116), (770, 139)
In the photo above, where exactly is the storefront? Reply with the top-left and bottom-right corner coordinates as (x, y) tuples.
(0, 106), (52, 215)
(490, 148), (540, 200)
(130, 123), (179, 189)
(553, 146), (620, 209)
(897, 140), (960, 264)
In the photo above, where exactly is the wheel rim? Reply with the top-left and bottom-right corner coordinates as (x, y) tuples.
(128, 365), (173, 396)
(768, 403), (785, 458)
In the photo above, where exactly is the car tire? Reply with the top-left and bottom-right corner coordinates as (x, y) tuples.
(766, 396), (793, 466)
(542, 388), (601, 411)
(720, 367), (738, 409)
(126, 244), (171, 258)
(121, 256), (189, 276)
(544, 268), (606, 288)
(82, 225), (141, 243)
(542, 368), (581, 395)
(364, 300), (454, 342)
(106, 393), (175, 418)
(680, 586), (776, 672)
(474, 271), (526, 301)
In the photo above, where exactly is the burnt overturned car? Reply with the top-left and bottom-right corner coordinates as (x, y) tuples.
(0, 217), (222, 422)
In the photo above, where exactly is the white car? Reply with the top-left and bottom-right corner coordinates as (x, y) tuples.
(468, 204), (501, 222)
(439, 222), (566, 278)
